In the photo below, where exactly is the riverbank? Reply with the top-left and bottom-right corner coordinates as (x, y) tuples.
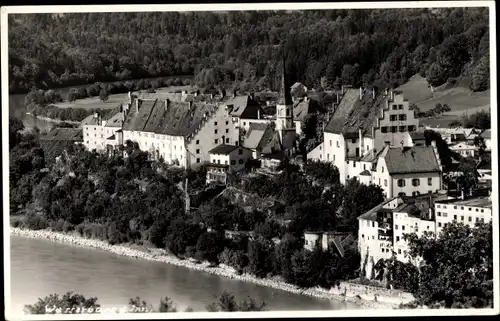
(25, 113), (81, 125)
(9, 227), (414, 309)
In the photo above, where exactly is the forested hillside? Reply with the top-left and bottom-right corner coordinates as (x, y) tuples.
(8, 8), (489, 94)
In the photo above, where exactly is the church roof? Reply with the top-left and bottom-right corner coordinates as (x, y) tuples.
(277, 56), (293, 106)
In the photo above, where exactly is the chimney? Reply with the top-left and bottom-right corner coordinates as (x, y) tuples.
(257, 109), (261, 120)
(372, 88), (375, 100)
(390, 90), (394, 101)
(135, 99), (139, 113)
(128, 91), (132, 101)
(359, 87), (363, 99)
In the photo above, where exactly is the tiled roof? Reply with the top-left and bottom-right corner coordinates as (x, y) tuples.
(209, 144), (240, 155)
(40, 128), (83, 141)
(293, 99), (317, 121)
(383, 146), (441, 174)
(122, 99), (216, 137)
(227, 96), (250, 117)
(243, 123), (275, 150)
(324, 89), (385, 138)
(358, 198), (398, 222)
(81, 114), (100, 126)
(105, 110), (125, 128)
(280, 130), (296, 150)
(359, 170), (371, 176)
(290, 82), (303, 89)
(480, 129), (491, 139)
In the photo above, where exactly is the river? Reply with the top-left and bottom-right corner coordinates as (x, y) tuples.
(9, 235), (360, 314)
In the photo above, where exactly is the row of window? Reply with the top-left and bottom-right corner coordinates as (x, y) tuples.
(214, 128), (230, 135)
(380, 125), (416, 133)
(211, 159), (245, 165)
(213, 121), (229, 126)
(389, 114), (407, 121)
(436, 204), (486, 213)
(397, 178), (433, 187)
(392, 104), (404, 110)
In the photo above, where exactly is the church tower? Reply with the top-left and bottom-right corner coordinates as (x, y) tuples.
(276, 55), (294, 140)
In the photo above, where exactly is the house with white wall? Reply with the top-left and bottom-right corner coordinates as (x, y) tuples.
(206, 144), (253, 185)
(480, 129), (492, 151)
(449, 142), (479, 158)
(308, 88), (419, 184)
(372, 143), (443, 199)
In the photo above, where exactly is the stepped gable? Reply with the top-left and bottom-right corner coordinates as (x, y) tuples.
(324, 89), (386, 138)
(383, 146), (441, 174)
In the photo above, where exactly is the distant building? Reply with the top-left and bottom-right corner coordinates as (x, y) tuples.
(434, 196), (492, 235)
(424, 127), (480, 145)
(408, 131), (426, 146)
(449, 142), (479, 158)
(293, 97), (318, 136)
(290, 82), (308, 100)
(480, 129), (492, 151)
(303, 230), (353, 257)
(206, 144), (253, 185)
(226, 94), (268, 132)
(40, 127), (83, 160)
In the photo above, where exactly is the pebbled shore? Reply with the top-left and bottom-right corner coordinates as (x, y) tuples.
(10, 227), (413, 309)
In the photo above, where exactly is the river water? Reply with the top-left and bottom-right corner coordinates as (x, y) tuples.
(9, 236), (360, 314)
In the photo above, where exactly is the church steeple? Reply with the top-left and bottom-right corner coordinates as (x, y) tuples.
(278, 54), (293, 106)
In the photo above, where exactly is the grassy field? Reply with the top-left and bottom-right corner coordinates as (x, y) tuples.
(397, 74), (491, 127)
(52, 85), (195, 110)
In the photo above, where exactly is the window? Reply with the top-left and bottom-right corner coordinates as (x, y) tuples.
(390, 115), (397, 121)
(225, 160), (228, 165)
(238, 149), (243, 155)
(214, 129), (218, 134)
(214, 121), (218, 126)
(86, 133), (89, 136)
(461, 216), (464, 221)
(392, 104), (398, 110)
(320, 154), (322, 159)
(399, 114), (407, 121)
(398, 104), (404, 110)
(412, 178), (420, 186)
(336, 141), (340, 147)
(226, 138), (230, 143)
(391, 126), (397, 133)
(333, 155), (335, 161)
(372, 222), (375, 227)
(476, 217), (479, 223)
(372, 236), (374, 240)
(226, 121), (229, 125)
(238, 159), (244, 164)
(243, 122), (246, 126)
(381, 166), (384, 173)
(196, 140), (200, 144)
(352, 138), (356, 144)
(226, 129), (229, 133)
(353, 162), (356, 167)
(363, 164), (366, 170)
(362, 234), (365, 239)
(384, 179), (388, 187)
(481, 209), (484, 213)
(468, 208), (472, 211)
(399, 126), (406, 132)
(196, 149), (200, 154)
(395, 225), (398, 230)
(329, 140), (332, 146)
(454, 215), (457, 220)
(214, 139), (218, 144)
(454, 206), (457, 209)
(396, 236), (400, 242)
(443, 212), (448, 217)
(408, 125), (415, 132)
(196, 158), (200, 163)
(427, 177), (432, 186)
(475, 208), (479, 212)
(381, 248), (385, 253)
(402, 225), (405, 231)
(468, 217), (472, 222)
(381, 127), (388, 133)
(437, 212), (441, 216)
(217, 159), (220, 164)
(438, 222), (442, 227)
(231, 160), (236, 165)
(398, 249), (402, 254)
(397, 179), (406, 187)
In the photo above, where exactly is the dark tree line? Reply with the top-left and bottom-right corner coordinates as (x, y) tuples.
(9, 8), (489, 94)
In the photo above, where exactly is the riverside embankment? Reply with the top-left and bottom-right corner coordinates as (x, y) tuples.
(10, 227), (415, 309)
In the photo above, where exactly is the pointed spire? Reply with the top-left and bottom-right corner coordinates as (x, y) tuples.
(278, 53), (293, 106)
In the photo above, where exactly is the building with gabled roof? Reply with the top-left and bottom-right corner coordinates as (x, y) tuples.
(308, 88), (420, 184)
(372, 143), (443, 198)
(206, 144), (253, 185)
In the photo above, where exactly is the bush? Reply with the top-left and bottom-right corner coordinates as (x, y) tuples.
(53, 218), (65, 232)
(62, 221), (74, 233)
(75, 223), (85, 236)
(25, 214), (48, 230)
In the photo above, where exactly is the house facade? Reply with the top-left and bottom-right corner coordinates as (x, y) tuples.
(308, 88), (419, 184)
(206, 144), (253, 184)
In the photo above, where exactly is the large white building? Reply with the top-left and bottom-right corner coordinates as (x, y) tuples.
(358, 194), (492, 279)
(308, 88), (419, 184)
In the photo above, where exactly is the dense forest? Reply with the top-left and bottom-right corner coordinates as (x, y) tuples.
(9, 8), (490, 94)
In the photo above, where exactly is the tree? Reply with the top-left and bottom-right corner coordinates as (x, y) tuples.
(99, 88), (109, 102)
(341, 179), (384, 232)
(24, 292), (100, 314)
(68, 88), (79, 103)
(9, 116), (24, 149)
(195, 231), (225, 264)
(128, 297), (154, 313)
(206, 291), (266, 312)
(404, 222), (493, 308)
(158, 296), (177, 312)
